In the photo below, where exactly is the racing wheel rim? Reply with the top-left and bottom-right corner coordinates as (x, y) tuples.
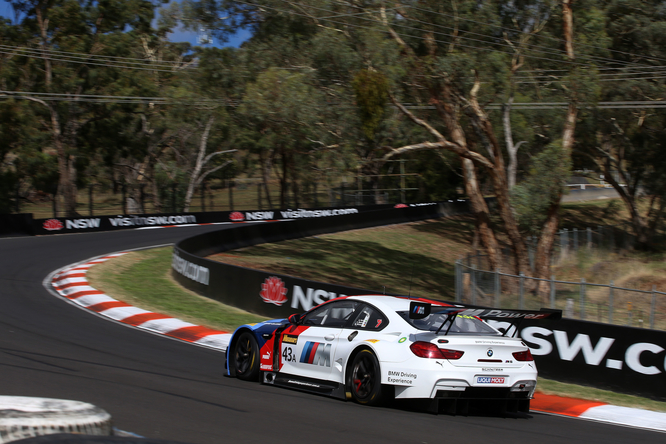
(350, 350), (380, 404)
(234, 332), (259, 380)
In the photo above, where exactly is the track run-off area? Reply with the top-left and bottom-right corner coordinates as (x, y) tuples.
(0, 225), (664, 444)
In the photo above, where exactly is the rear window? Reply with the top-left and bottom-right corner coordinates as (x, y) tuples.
(397, 311), (500, 335)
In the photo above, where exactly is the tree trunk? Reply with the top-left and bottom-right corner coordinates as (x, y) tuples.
(533, 0), (578, 293)
(183, 116), (214, 211)
(462, 158), (501, 270)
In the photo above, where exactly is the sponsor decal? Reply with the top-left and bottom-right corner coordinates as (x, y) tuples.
(412, 305), (426, 315)
(260, 364), (272, 371)
(487, 348), (494, 357)
(109, 214), (196, 227)
(260, 276), (288, 306)
(398, 337), (407, 343)
(387, 371), (418, 385)
(477, 376), (506, 384)
(229, 211), (245, 222)
(459, 308), (552, 320)
(283, 334), (299, 345)
(291, 285), (345, 311)
(299, 342), (331, 367)
(394, 203), (408, 208)
(366, 339), (380, 343)
(482, 368), (504, 372)
(171, 251), (210, 285)
(375, 319), (383, 329)
(43, 219), (63, 231)
(262, 352), (271, 360)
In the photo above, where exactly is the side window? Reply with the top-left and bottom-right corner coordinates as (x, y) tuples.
(350, 304), (387, 331)
(302, 301), (359, 327)
(302, 305), (328, 326)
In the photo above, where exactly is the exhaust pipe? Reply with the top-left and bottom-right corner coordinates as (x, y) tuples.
(264, 372), (276, 384)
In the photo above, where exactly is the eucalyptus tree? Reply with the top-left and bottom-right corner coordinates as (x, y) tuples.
(238, 68), (326, 208)
(576, 0), (666, 249)
(246, 0), (595, 283)
(1, 0), (166, 216)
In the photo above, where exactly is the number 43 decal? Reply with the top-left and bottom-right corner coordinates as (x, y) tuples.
(282, 346), (296, 362)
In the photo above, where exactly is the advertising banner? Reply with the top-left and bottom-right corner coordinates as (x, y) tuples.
(518, 318), (666, 401)
(32, 202), (446, 235)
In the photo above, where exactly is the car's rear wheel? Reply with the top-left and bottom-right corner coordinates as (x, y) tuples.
(348, 349), (384, 406)
(233, 331), (260, 381)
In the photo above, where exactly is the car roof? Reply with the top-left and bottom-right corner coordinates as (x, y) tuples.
(345, 294), (453, 312)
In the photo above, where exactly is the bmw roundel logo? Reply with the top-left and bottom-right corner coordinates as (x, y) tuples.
(487, 348), (494, 357)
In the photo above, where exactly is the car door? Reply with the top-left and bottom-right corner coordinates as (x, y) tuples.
(332, 303), (389, 382)
(279, 300), (360, 381)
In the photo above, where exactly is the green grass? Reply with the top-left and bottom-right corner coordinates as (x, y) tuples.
(87, 243), (666, 413)
(87, 247), (266, 332)
(210, 217), (476, 301)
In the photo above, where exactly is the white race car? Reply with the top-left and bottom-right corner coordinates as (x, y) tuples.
(226, 295), (561, 414)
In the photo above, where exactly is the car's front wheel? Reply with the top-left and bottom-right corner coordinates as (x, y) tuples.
(233, 331), (260, 381)
(348, 349), (384, 406)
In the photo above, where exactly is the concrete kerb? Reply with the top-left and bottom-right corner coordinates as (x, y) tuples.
(0, 396), (112, 443)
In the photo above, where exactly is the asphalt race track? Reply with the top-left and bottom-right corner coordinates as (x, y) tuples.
(0, 226), (664, 444)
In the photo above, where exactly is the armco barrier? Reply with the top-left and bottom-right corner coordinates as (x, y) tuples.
(172, 202), (467, 318)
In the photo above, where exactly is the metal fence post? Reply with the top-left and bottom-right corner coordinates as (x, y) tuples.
(609, 280), (614, 324)
(587, 227), (592, 249)
(574, 228), (578, 252)
(471, 264), (477, 305)
(519, 272), (525, 309)
(650, 285), (656, 329)
(257, 183), (262, 209)
(89, 184), (94, 216)
(580, 278), (586, 320)
(494, 269), (500, 308)
(550, 275), (555, 309)
(455, 261), (462, 303)
(560, 229), (568, 262)
(229, 180), (234, 211)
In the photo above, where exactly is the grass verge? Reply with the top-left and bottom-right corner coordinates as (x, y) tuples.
(86, 245), (666, 413)
(86, 247), (265, 332)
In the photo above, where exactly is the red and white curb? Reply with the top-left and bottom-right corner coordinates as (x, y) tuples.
(48, 252), (232, 352)
(531, 393), (666, 432)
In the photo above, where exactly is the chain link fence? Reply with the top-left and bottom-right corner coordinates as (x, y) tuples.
(455, 226), (666, 331)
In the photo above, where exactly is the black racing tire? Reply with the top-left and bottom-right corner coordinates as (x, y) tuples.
(347, 349), (384, 406)
(233, 331), (260, 382)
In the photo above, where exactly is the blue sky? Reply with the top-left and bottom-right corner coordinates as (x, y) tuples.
(0, 0), (250, 48)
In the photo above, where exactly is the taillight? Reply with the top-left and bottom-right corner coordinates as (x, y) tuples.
(440, 349), (465, 360)
(410, 341), (464, 360)
(513, 349), (534, 361)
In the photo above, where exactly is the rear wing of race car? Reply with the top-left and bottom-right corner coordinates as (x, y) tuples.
(409, 301), (562, 337)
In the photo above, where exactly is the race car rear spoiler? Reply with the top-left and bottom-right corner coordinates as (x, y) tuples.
(409, 301), (562, 336)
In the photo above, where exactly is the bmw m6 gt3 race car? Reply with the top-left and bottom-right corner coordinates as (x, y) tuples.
(226, 295), (561, 414)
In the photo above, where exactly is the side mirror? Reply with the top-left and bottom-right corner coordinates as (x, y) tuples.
(288, 313), (302, 325)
